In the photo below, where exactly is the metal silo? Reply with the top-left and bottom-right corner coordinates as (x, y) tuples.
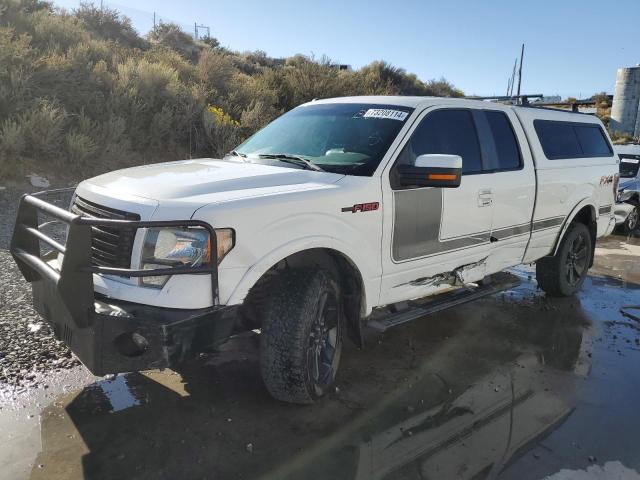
(610, 66), (640, 136)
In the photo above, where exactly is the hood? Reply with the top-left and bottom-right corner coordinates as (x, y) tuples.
(83, 158), (344, 204)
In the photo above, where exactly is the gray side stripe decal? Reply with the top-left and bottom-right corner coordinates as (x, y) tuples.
(599, 205), (612, 215)
(532, 216), (564, 231)
(492, 223), (531, 240)
(393, 189), (490, 261)
(392, 189), (565, 262)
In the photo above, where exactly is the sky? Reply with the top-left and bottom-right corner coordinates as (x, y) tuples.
(52, 0), (640, 98)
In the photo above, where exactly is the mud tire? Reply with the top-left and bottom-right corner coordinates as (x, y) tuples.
(260, 269), (342, 404)
(536, 222), (592, 297)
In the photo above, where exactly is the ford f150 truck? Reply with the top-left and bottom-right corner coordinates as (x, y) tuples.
(11, 96), (619, 404)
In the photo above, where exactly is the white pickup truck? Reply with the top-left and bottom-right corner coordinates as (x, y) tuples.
(11, 96), (618, 403)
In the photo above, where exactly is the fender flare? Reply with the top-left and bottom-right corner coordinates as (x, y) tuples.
(226, 235), (378, 316)
(550, 198), (596, 257)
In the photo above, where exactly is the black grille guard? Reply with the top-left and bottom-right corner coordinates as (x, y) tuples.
(11, 190), (218, 329)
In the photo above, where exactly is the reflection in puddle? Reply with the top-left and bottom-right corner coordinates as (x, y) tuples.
(355, 355), (576, 480)
(544, 461), (640, 480)
(93, 375), (141, 413)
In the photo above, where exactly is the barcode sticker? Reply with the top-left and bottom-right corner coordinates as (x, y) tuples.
(362, 109), (409, 121)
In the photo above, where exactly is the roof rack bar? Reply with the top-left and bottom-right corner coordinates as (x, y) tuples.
(465, 94), (544, 105)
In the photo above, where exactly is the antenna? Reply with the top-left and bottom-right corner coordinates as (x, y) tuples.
(509, 58), (517, 97)
(516, 44), (525, 102)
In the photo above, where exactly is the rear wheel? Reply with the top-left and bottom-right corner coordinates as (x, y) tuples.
(260, 269), (342, 404)
(536, 222), (592, 297)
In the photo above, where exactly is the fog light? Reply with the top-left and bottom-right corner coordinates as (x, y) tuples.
(114, 332), (149, 357)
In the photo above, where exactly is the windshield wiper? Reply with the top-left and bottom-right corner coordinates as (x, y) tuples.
(258, 153), (325, 172)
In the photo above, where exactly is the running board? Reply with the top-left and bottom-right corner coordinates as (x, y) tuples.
(366, 272), (520, 333)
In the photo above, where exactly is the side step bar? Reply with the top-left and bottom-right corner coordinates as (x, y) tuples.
(366, 272), (520, 333)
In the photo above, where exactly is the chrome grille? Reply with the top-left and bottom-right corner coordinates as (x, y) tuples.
(70, 196), (140, 268)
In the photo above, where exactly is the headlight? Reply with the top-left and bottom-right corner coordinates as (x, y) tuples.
(140, 227), (235, 287)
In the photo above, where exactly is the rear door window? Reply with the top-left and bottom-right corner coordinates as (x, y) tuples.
(484, 111), (522, 171)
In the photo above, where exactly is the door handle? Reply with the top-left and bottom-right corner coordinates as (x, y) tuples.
(477, 189), (493, 207)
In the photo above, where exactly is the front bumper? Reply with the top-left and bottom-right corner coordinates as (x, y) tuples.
(11, 191), (237, 376)
(32, 276), (239, 375)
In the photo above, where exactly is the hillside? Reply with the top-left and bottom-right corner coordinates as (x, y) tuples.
(0, 0), (463, 181)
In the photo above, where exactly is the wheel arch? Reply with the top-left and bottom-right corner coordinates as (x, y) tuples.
(551, 201), (597, 266)
(227, 240), (374, 347)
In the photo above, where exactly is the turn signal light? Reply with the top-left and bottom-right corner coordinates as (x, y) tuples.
(428, 173), (458, 181)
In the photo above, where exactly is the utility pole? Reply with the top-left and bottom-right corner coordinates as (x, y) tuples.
(153, 11), (156, 29)
(194, 24), (211, 40)
(516, 43), (525, 102)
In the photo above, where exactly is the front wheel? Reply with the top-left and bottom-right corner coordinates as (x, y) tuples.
(536, 222), (593, 297)
(260, 269), (342, 404)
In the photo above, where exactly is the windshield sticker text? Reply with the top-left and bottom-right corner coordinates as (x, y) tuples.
(363, 109), (409, 121)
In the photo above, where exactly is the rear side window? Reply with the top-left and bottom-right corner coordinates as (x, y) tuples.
(574, 125), (612, 156)
(484, 111), (521, 170)
(534, 120), (613, 160)
(396, 109), (483, 174)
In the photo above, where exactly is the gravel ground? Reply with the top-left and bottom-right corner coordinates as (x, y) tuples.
(0, 184), (80, 388)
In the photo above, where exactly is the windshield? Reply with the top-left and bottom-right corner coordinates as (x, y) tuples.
(619, 154), (640, 178)
(234, 103), (414, 175)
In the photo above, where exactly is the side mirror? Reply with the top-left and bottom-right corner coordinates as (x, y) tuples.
(396, 154), (462, 188)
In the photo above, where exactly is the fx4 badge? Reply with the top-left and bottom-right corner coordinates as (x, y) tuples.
(600, 175), (614, 186)
(341, 202), (379, 213)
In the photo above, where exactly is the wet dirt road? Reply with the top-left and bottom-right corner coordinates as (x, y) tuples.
(1, 234), (639, 480)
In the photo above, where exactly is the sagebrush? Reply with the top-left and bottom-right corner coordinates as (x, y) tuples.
(0, 0), (465, 181)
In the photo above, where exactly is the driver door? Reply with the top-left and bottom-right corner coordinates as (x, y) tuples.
(379, 107), (494, 306)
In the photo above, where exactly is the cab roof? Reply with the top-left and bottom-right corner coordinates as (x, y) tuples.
(311, 95), (603, 124)
(311, 95), (492, 109)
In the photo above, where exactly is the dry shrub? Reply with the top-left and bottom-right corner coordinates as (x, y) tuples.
(197, 49), (237, 95)
(65, 130), (96, 167)
(20, 101), (66, 160)
(30, 8), (89, 52)
(0, 118), (25, 156)
(202, 105), (241, 157)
